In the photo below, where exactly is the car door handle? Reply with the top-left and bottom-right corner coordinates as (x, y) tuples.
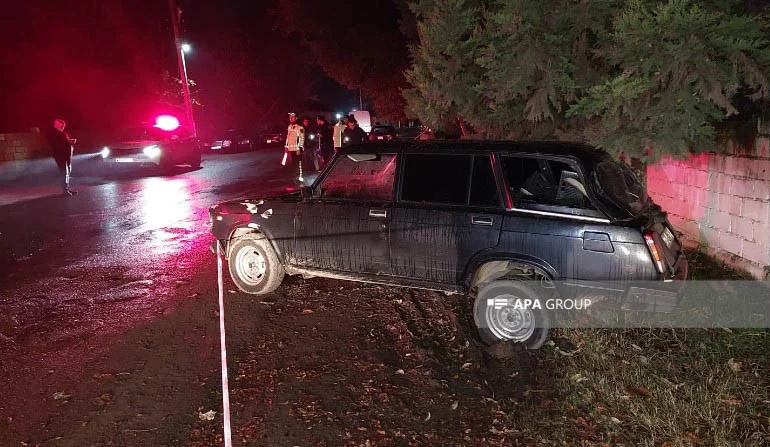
(369, 209), (387, 219)
(471, 216), (494, 226)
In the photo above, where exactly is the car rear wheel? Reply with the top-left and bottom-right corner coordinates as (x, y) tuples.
(473, 280), (550, 349)
(227, 235), (284, 295)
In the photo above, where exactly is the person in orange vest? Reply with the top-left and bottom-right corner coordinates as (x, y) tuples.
(283, 112), (305, 181)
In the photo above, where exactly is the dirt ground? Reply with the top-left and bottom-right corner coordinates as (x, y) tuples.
(2, 249), (768, 446)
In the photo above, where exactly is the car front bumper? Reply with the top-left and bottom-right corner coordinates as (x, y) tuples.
(103, 155), (160, 166)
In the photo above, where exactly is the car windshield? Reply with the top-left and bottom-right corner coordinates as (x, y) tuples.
(592, 160), (648, 216)
(119, 126), (191, 141)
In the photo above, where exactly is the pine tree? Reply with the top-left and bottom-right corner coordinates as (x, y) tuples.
(406, 0), (770, 161)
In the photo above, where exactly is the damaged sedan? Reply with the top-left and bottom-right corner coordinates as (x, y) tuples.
(209, 141), (688, 348)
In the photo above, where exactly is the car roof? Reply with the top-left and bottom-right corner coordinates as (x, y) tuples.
(339, 140), (610, 165)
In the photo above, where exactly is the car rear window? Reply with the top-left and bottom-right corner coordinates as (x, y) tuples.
(502, 156), (595, 210)
(401, 154), (471, 204)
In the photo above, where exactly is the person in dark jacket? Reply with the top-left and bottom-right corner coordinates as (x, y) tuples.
(315, 115), (334, 168)
(44, 118), (77, 196)
(341, 116), (367, 147)
(302, 117), (319, 172)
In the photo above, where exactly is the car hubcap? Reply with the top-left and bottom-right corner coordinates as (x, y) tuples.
(486, 293), (536, 343)
(234, 245), (267, 285)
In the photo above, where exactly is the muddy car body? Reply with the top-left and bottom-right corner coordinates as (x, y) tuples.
(209, 141), (688, 348)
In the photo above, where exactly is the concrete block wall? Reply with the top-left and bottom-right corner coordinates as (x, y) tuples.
(0, 133), (47, 163)
(647, 141), (770, 279)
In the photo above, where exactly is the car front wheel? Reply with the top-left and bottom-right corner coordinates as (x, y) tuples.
(227, 235), (284, 295)
(473, 280), (550, 349)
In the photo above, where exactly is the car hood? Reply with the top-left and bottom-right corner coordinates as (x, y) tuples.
(211, 191), (301, 215)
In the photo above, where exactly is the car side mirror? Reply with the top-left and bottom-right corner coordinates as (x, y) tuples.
(300, 186), (314, 199)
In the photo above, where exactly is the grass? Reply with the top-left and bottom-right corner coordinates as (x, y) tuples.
(523, 249), (770, 446)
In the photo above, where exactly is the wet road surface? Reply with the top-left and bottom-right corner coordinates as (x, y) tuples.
(0, 149), (302, 444)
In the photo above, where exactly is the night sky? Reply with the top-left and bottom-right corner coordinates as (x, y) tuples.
(0, 0), (360, 137)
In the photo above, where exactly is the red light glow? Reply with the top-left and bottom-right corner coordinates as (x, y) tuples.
(154, 115), (180, 131)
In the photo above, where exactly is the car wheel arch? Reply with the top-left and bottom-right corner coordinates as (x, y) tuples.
(465, 253), (558, 290)
(225, 226), (284, 263)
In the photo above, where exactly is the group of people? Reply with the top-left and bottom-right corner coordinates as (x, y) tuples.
(283, 112), (367, 182)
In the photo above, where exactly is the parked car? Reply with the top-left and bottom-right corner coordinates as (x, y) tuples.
(210, 129), (254, 152)
(369, 125), (397, 142)
(260, 127), (286, 148)
(209, 141), (688, 348)
(101, 120), (201, 169)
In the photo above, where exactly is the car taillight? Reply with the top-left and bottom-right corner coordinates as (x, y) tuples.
(644, 232), (665, 274)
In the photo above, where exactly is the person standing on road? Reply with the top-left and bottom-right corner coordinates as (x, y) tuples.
(302, 117), (319, 173)
(44, 118), (77, 196)
(341, 116), (367, 147)
(283, 112), (305, 181)
(333, 115), (347, 153)
(315, 115), (334, 169)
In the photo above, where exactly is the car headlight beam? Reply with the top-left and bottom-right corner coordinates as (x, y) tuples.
(143, 145), (162, 158)
(100, 147), (110, 158)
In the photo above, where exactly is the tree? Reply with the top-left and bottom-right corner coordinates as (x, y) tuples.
(406, 0), (770, 161)
(275, 0), (414, 120)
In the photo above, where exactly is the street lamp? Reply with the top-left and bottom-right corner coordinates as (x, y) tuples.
(178, 41), (197, 136)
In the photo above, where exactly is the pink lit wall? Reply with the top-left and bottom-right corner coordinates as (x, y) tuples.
(647, 139), (770, 279)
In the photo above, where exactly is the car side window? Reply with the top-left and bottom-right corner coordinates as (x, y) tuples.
(502, 156), (595, 210)
(320, 154), (396, 201)
(469, 155), (500, 207)
(401, 154), (471, 204)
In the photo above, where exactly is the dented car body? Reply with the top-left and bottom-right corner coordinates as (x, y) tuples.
(209, 141), (688, 348)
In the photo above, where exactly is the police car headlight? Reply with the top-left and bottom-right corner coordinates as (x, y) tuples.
(100, 147), (110, 158)
(143, 145), (161, 158)
(309, 134), (315, 140)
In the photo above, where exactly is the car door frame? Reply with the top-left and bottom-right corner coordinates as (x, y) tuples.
(293, 150), (398, 274)
(389, 150), (505, 285)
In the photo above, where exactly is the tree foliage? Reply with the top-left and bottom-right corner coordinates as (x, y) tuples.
(406, 0), (770, 161)
(275, 0), (414, 120)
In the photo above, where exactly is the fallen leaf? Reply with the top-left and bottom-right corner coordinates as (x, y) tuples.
(718, 398), (742, 406)
(727, 358), (741, 373)
(569, 373), (588, 383)
(52, 391), (71, 400)
(302, 309), (313, 314)
(451, 401), (458, 410)
(396, 369), (405, 375)
(460, 362), (472, 370)
(610, 417), (621, 424)
(626, 386), (650, 398)
(424, 412), (431, 422)
(198, 410), (216, 421)
(631, 344), (643, 352)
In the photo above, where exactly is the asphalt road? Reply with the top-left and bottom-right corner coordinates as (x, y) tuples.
(0, 149), (306, 444)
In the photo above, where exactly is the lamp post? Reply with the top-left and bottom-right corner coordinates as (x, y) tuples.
(169, 0), (197, 136)
(178, 43), (197, 137)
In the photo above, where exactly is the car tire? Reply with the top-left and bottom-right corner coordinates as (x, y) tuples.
(473, 280), (550, 349)
(227, 235), (284, 295)
(190, 154), (202, 168)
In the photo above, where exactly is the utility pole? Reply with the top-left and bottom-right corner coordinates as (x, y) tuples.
(168, 0), (196, 136)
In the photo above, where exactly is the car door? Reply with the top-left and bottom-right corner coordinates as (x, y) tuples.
(293, 152), (397, 274)
(389, 153), (503, 285)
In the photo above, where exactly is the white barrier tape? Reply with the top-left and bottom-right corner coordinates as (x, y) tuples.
(216, 242), (233, 447)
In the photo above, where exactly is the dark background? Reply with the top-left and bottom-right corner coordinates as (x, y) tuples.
(0, 0), (394, 138)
